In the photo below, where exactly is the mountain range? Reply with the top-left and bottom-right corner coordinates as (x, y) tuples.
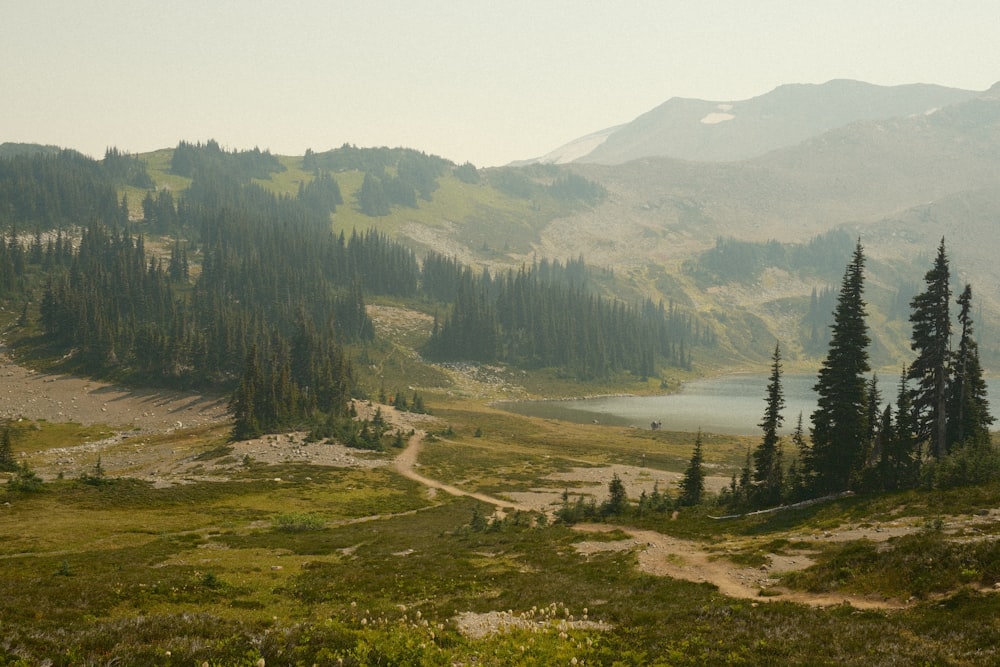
(4, 79), (1000, 371)
(527, 79), (985, 164)
(503, 79), (1000, 365)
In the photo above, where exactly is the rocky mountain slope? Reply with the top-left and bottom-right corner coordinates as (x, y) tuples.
(517, 84), (1000, 366)
(531, 79), (981, 165)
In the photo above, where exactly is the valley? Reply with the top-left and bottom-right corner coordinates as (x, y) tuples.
(2, 79), (1000, 664)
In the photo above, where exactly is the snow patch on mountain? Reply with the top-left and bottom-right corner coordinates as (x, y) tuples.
(700, 112), (735, 125)
(515, 126), (620, 165)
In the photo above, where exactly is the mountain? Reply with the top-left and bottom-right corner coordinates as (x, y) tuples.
(530, 80), (980, 165)
(515, 85), (1000, 365)
(7, 80), (999, 372)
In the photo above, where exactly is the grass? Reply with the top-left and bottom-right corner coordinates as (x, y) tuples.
(3, 378), (1000, 664)
(3, 461), (1000, 664)
(783, 526), (1000, 600)
(5, 419), (122, 455)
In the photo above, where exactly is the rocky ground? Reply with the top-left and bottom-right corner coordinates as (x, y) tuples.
(0, 345), (229, 431)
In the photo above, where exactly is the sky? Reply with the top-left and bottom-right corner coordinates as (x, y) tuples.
(3, 1), (999, 167)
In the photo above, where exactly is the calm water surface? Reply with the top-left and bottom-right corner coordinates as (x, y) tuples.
(499, 375), (1000, 436)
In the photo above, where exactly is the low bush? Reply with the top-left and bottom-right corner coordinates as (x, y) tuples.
(272, 512), (326, 532)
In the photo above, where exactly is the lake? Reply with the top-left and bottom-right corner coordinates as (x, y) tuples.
(498, 374), (1000, 436)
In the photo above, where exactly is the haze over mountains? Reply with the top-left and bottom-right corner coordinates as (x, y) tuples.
(529, 79), (985, 164)
(4, 78), (1000, 370)
(510, 79), (1000, 366)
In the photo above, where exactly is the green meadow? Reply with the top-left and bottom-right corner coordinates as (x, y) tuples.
(2, 406), (999, 666)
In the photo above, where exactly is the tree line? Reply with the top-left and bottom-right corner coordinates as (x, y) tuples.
(0, 150), (128, 230)
(689, 229), (856, 285)
(729, 239), (995, 510)
(170, 140), (285, 181)
(424, 262), (706, 379)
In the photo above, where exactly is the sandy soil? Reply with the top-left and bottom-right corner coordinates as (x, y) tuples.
(29, 400), (442, 488)
(571, 524), (905, 610)
(0, 345), (229, 431)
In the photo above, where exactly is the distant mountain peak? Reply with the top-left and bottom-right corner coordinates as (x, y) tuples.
(527, 80), (981, 165)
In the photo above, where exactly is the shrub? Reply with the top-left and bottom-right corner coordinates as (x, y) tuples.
(922, 443), (1000, 489)
(272, 513), (326, 532)
(79, 455), (109, 486)
(7, 462), (43, 492)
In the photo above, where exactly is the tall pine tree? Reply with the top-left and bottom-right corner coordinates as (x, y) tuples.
(0, 419), (17, 472)
(878, 367), (920, 490)
(908, 239), (952, 458)
(230, 344), (263, 440)
(678, 430), (706, 506)
(809, 240), (870, 494)
(947, 284), (994, 448)
(752, 341), (785, 506)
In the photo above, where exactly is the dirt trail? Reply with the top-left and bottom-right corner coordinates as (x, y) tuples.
(392, 429), (535, 514)
(383, 416), (903, 610)
(572, 523), (904, 609)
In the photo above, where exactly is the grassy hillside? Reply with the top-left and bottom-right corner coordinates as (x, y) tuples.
(127, 98), (1000, 377)
(129, 146), (803, 373)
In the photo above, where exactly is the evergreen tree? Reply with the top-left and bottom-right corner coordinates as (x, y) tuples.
(168, 237), (189, 283)
(908, 239), (952, 458)
(948, 284), (994, 448)
(453, 162), (479, 184)
(878, 367), (920, 490)
(733, 446), (752, 506)
(752, 341), (785, 506)
(786, 412), (810, 500)
(602, 473), (628, 515)
(863, 373), (883, 467)
(230, 344), (263, 440)
(0, 419), (17, 472)
(678, 431), (705, 506)
(809, 240), (870, 494)
(357, 172), (390, 216)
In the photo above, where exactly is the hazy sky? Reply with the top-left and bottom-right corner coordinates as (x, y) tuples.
(3, 1), (998, 166)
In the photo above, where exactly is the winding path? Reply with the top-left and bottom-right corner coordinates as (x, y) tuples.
(384, 410), (907, 610)
(392, 430), (535, 513)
